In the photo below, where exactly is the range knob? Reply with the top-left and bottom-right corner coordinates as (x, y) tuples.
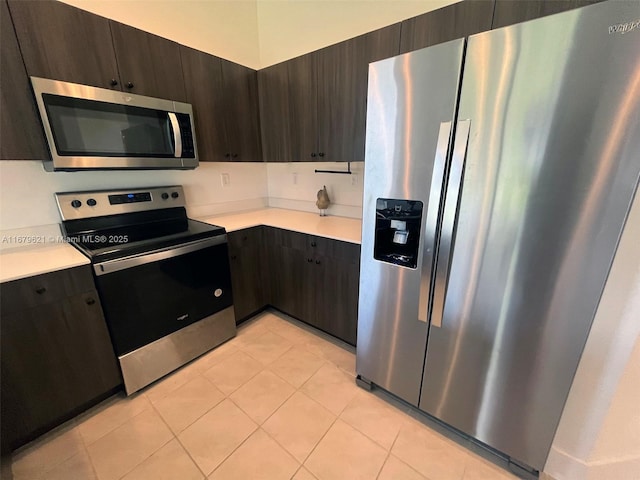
(161, 192), (169, 200)
(171, 192), (179, 199)
(71, 200), (82, 208)
(87, 198), (97, 206)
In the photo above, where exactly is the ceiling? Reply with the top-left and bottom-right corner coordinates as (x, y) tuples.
(59, 0), (458, 69)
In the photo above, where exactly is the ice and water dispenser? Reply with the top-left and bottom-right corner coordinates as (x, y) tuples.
(373, 199), (423, 268)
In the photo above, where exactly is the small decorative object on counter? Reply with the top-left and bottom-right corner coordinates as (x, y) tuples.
(316, 185), (330, 216)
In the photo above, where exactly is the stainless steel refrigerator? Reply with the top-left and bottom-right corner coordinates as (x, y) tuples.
(357, 0), (640, 473)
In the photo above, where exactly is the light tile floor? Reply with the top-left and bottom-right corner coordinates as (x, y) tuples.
(11, 309), (518, 480)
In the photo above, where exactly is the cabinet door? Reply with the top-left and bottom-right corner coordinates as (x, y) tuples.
(287, 53), (319, 162)
(0, 0), (47, 160)
(180, 46), (228, 161)
(491, 0), (605, 29)
(399, 0), (495, 54)
(220, 60), (263, 162)
(8, 0), (120, 89)
(228, 227), (269, 322)
(317, 25), (401, 162)
(265, 228), (307, 319)
(312, 242), (360, 346)
(110, 21), (186, 101)
(1, 291), (121, 449)
(258, 62), (291, 162)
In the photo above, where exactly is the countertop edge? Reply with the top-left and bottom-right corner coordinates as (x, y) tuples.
(196, 208), (362, 245)
(0, 243), (91, 284)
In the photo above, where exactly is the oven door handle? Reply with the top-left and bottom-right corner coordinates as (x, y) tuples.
(94, 235), (227, 276)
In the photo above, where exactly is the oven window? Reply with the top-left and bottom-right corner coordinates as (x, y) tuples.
(43, 94), (175, 157)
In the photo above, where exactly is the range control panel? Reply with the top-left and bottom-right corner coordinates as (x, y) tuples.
(56, 186), (186, 221)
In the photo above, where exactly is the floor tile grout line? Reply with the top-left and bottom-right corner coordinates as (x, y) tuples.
(205, 423), (263, 479)
(298, 412), (341, 473)
(152, 374), (228, 439)
(227, 377), (297, 427)
(267, 355), (325, 390)
(374, 428), (404, 480)
(80, 396), (153, 449)
(258, 391), (335, 466)
(238, 341), (295, 367)
(10, 418), (81, 475)
(337, 396), (403, 453)
(145, 399), (209, 480)
(82, 442), (101, 480)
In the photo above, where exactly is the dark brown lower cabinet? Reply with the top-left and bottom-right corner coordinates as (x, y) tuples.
(259, 227), (360, 346)
(0, 267), (121, 452)
(227, 227), (269, 323)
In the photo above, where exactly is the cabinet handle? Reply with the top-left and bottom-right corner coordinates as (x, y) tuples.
(311, 153), (317, 158)
(315, 260), (321, 265)
(307, 258), (313, 263)
(85, 298), (96, 305)
(225, 153), (231, 158)
(110, 79), (118, 87)
(310, 241), (317, 247)
(232, 153), (238, 158)
(126, 82), (134, 89)
(231, 255), (238, 260)
(318, 152), (325, 157)
(35, 286), (46, 294)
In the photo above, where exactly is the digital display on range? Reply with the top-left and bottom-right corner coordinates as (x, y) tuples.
(108, 192), (152, 204)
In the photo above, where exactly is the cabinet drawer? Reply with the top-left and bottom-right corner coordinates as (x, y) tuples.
(307, 235), (360, 264)
(1, 265), (94, 316)
(265, 227), (308, 252)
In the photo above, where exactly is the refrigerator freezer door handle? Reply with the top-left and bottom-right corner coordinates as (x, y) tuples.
(418, 121), (452, 323)
(431, 119), (471, 328)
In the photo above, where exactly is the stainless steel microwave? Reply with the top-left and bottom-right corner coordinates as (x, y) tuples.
(31, 77), (198, 171)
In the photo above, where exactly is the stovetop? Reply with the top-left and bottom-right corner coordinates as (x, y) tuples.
(56, 186), (226, 263)
(65, 217), (225, 263)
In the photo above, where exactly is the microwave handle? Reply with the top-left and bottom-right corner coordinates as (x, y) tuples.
(168, 112), (182, 158)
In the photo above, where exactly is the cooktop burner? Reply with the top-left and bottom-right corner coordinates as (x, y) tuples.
(56, 186), (225, 263)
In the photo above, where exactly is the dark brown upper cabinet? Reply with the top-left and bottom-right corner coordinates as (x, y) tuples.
(181, 47), (262, 162)
(491, 0), (606, 29)
(399, 0), (495, 54)
(317, 24), (401, 162)
(180, 47), (227, 162)
(258, 61), (292, 162)
(109, 21), (186, 101)
(258, 25), (400, 162)
(286, 53), (319, 161)
(219, 59), (263, 162)
(8, 0), (120, 90)
(0, 0), (48, 160)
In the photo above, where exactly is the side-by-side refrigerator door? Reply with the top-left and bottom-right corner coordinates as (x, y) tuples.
(419, 1), (640, 471)
(357, 39), (465, 406)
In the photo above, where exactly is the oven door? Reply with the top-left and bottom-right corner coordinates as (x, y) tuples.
(93, 236), (233, 357)
(31, 77), (198, 170)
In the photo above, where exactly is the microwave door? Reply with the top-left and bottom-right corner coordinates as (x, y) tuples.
(31, 77), (196, 170)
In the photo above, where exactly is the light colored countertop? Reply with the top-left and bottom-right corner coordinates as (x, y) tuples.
(0, 208), (361, 284)
(197, 208), (362, 244)
(0, 243), (90, 284)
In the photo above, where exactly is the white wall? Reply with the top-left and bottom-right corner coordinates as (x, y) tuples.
(58, 0), (457, 69)
(0, 161), (268, 232)
(256, 0), (457, 67)
(267, 162), (364, 218)
(59, 0), (261, 68)
(544, 185), (640, 480)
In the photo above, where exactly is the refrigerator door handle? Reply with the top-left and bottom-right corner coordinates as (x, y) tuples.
(431, 119), (471, 328)
(418, 121), (453, 323)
